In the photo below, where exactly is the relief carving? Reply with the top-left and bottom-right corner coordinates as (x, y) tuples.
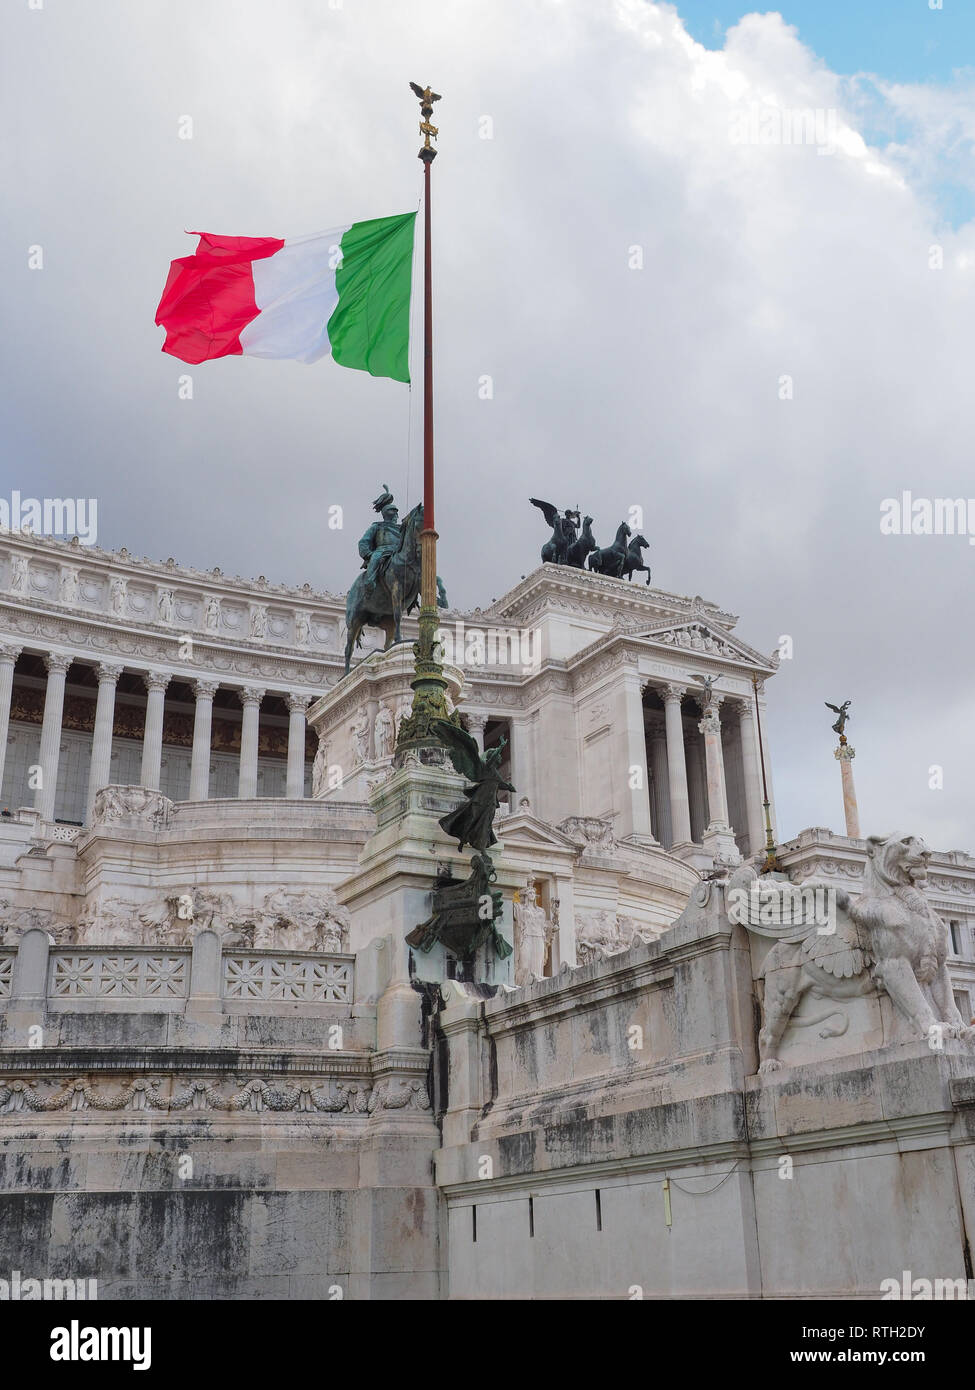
(574, 908), (654, 964)
(91, 785), (174, 829)
(557, 814), (617, 855)
(67, 884), (349, 952)
(0, 1072), (428, 1117)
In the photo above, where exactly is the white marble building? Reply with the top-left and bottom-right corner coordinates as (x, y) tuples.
(1, 528), (974, 982)
(2, 529), (975, 1299)
(0, 532), (778, 854)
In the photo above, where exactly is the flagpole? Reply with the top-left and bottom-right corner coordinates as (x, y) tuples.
(752, 674), (780, 875)
(398, 81), (454, 753)
(420, 108), (436, 607)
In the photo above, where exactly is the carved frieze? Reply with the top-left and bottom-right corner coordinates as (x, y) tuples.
(574, 909), (654, 964)
(0, 1072), (430, 1117)
(60, 883), (350, 954)
(0, 602), (334, 688)
(91, 785), (174, 829)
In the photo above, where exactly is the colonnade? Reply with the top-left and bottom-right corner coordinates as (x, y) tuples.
(0, 646), (313, 823)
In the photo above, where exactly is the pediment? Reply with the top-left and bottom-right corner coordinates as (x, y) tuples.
(625, 619), (773, 669)
(494, 811), (579, 853)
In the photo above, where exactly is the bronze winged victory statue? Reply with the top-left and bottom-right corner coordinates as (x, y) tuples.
(430, 718), (515, 853)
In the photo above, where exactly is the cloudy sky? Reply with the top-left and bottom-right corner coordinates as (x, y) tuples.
(3, 0), (974, 850)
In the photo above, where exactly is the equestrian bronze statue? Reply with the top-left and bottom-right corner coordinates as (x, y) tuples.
(344, 487), (447, 674)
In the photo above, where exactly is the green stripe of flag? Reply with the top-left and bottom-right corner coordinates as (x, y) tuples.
(328, 212), (417, 383)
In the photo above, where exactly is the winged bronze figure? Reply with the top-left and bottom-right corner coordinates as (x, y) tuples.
(825, 699), (852, 737)
(530, 497), (580, 566)
(431, 718), (515, 853)
(410, 82), (442, 104)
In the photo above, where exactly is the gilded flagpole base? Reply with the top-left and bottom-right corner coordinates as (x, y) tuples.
(396, 529), (459, 757)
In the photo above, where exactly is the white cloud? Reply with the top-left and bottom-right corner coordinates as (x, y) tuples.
(3, 0), (974, 848)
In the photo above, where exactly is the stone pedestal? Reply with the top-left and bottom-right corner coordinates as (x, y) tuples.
(336, 756), (515, 991)
(331, 754), (514, 1254)
(307, 646), (466, 804)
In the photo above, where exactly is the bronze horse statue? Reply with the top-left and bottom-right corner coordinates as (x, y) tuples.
(621, 534), (651, 584)
(588, 522), (631, 578)
(344, 502), (424, 674)
(566, 516), (597, 569)
(588, 524), (651, 584)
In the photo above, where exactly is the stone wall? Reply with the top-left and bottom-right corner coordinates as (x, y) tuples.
(4, 886), (974, 1299)
(435, 879), (975, 1299)
(0, 929), (440, 1299)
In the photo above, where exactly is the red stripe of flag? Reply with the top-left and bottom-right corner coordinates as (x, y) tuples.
(154, 232), (285, 364)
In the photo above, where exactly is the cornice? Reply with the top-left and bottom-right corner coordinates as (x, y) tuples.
(474, 565), (738, 629)
(1, 543), (775, 707)
(0, 602), (340, 691)
(0, 529), (346, 608)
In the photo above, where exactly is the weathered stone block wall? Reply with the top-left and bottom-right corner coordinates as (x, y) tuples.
(1, 1126), (440, 1300)
(0, 929), (440, 1299)
(435, 884), (975, 1299)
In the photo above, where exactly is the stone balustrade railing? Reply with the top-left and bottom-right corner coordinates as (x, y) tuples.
(0, 932), (354, 1010)
(50, 947), (189, 1000)
(223, 951), (352, 1002)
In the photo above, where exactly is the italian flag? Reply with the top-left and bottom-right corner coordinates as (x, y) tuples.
(155, 212), (416, 383)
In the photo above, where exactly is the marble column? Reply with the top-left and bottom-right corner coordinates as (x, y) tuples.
(85, 662), (124, 823)
(662, 684), (692, 846)
(507, 719), (532, 812)
(140, 672), (170, 792)
(698, 695), (741, 866)
(552, 875), (575, 970)
(622, 673), (653, 839)
(647, 716), (672, 849)
(286, 693), (311, 798)
(466, 713), (488, 753)
(189, 680), (219, 801)
(685, 733), (707, 843)
(835, 743), (861, 839)
(34, 652), (71, 821)
(238, 687), (265, 799)
(699, 696), (731, 831)
(0, 644), (22, 800)
(731, 696), (765, 856)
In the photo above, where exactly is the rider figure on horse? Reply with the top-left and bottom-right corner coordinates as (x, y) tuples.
(358, 485), (402, 603)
